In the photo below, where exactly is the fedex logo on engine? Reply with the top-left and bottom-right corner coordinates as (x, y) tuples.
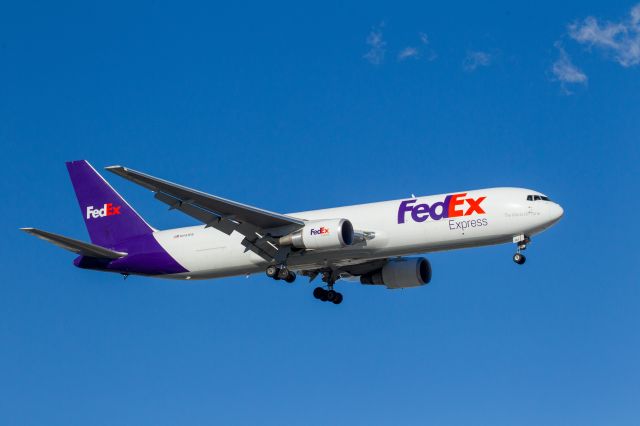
(86, 203), (122, 219)
(398, 193), (486, 224)
(310, 227), (330, 236)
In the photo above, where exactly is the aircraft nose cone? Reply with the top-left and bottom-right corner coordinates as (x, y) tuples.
(550, 203), (564, 223)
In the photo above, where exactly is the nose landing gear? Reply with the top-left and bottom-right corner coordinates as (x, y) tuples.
(512, 234), (530, 265)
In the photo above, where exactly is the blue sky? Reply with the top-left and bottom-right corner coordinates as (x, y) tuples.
(1, 1), (639, 425)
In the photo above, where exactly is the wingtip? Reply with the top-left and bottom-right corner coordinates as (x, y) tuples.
(105, 165), (126, 174)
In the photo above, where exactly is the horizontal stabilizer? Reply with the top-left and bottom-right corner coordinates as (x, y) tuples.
(20, 228), (127, 259)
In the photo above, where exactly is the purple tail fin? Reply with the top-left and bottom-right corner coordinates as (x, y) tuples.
(66, 160), (154, 247)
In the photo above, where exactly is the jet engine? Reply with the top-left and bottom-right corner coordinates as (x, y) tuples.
(279, 218), (354, 250)
(360, 257), (432, 289)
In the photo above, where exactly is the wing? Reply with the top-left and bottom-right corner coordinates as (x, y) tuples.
(20, 228), (127, 259)
(105, 165), (305, 262)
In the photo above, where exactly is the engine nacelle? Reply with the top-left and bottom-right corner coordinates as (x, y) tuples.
(279, 218), (354, 250)
(360, 257), (432, 289)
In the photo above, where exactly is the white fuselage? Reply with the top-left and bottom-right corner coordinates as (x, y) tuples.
(151, 187), (564, 279)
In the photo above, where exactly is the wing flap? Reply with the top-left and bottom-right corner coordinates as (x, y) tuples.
(20, 228), (127, 259)
(153, 191), (282, 261)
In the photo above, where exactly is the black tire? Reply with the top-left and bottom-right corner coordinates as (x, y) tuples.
(319, 291), (328, 302)
(513, 253), (526, 265)
(266, 265), (278, 278)
(326, 290), (336, 302)
(332, 292), (343, 305)
(313, 287), (325, 300)
(285, 272), (296, 283)
(277, 267), (290, 280)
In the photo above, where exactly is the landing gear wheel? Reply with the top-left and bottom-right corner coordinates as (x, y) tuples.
(513, 253), (526, 265)
(312, 287), (342, 304)
(313, 287), (325, 299)
(266, 265), (278, 278)
(318, 289), (328, 302)
(277, 267), (290, 280)
(284, 272), (296, 283)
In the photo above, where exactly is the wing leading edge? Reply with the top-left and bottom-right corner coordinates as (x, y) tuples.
(105, 165), (304, 262)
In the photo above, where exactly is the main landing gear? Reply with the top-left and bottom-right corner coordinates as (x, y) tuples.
(312, 271), (343, 305)
(266, 266), (343, 304)
(512, 234), (530, 265)
(313, 287), (343, 304)
(265, 265), (296, 283)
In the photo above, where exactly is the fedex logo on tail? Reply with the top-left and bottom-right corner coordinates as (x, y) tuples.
(86, 203), (122, 219)
(398, 193), (486, 224)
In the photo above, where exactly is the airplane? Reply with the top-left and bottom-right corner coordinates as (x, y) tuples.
(21, 160), (564, 305)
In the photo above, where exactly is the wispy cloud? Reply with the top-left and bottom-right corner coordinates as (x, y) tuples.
(398, 47), (419, 61)
(397, 32), (437, 62)
(418, 32), (438, 61)
(551, 42), (587, 94)
(463, 51), (491, 72)
(363, 24), (386, 65)
(568, 3), (640, 67)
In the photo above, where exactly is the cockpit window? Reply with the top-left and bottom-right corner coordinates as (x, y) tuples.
(527, 194), (551, 202)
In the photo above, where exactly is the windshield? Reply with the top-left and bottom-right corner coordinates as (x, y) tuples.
(527, 195), (551, 201)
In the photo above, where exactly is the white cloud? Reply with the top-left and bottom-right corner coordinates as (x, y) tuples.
(463, 51), (491, 71)
(398, 47), (419, 61)
(551, 42), (588, 94)
(568, 3), (640, 67)
(366, 27), (436, 64)
(364, 25), (386, 65)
